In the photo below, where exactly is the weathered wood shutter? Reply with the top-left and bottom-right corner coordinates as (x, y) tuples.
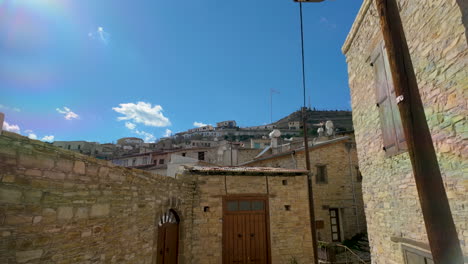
(371, 42), (407, 155)
(382, 46), (407, 151)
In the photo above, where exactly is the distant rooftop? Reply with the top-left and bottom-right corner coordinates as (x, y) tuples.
(186, 165), (308, 175)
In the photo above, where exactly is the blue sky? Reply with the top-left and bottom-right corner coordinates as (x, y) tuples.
(0, 0), (362, 143)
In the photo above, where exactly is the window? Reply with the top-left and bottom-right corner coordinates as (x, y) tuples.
(159, 159), (164, 165)
(182, 153), (186, 157)
(142, 157), (148, 165)
(77, 145), (81, 150)
(316, 165), (327, 184)
(355, 166), (363, 182)
(226, 200), (265, 212)
(402, 245), (433, 264)
(371, 42), (407, 156)
(198, 152), (205, 161)
(67, 145), (71, 150)
(132, 159), (136, 166)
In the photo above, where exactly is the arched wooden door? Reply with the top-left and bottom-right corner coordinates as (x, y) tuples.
(156, 210), (179, 264)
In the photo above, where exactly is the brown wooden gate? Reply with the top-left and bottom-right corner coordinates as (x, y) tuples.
(156, 210), (179, 264)
(223, 196), (270, 264)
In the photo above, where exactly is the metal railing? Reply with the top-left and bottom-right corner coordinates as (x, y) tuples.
(317, 241), (370, 264)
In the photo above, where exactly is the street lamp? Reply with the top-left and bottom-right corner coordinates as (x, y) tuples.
(291, 0), (325, 263)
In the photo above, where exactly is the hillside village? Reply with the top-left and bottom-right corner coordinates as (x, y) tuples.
(0, 0), (466, 264)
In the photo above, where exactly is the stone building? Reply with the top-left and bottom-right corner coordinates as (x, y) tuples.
(241, 136), (366, 244)
(52, 141), (100, 156)
(342, 0), (467, 262)
(216, 120), (237, 128)
(183, 166), (314, 263)
(111, 152), (153, 167)
(0, 131), (316, 263)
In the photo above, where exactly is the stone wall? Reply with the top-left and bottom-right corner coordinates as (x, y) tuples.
(343, 0), (467, 262)
(0, 132), (195, 263)
(184, 171), (314, 264)
(244, 138), (367, 243)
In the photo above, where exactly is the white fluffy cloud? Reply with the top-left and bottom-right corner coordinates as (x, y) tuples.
(3, 121), (20, 133)
(193, 121), (209, 127)
(163, 129), (172, 137)
(56, 107), (79, 120)
(41, 135), (55, 142)
(28, 133), (38, 140)
(125, 122), (136, 130)
(135, 130), (156, 143)
(113, 102), (171, 127)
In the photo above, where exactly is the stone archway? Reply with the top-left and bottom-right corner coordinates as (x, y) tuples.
(156, 209), (180, 264)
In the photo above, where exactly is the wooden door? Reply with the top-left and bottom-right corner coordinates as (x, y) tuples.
(329, 208), (341, 242)
(223, 197), (270, 264)
(156, 210), (179, 264)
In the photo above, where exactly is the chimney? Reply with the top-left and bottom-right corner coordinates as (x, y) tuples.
(269, 129), (281, 154)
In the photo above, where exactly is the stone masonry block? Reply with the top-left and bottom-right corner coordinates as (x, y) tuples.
(1, 174), (15, 183)
(57, 206), (73, 220)
(19, 154), (54, 170)
(90, 204), (110, 217)
(16, 250), (43, 263)
(25, 169), (42, 177)
(55, 159), (73, 172)
(98, 167), (109, 177)
(86, 164), (99, 177)
(0, 187), (22, 204)
(74, 161), (86, 175)
(75, 207), (89, 219)
(43, 171), (65, 180)
(23, 190), (43, 204)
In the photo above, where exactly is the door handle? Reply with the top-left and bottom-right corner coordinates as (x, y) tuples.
(250, 233), (255, 238)
(238, 234), (242, 238)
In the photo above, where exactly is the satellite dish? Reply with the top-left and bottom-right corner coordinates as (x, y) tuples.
(317, 127), (324, 136)
(325, 121), (334, 136)
(269, 129), (281, 138)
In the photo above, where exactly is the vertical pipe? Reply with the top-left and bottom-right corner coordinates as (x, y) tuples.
(374, 0), (463, 262)
(346, 142), (360, 233)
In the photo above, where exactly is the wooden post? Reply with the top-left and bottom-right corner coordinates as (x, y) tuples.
(302, 107), (319, 264)
(374, 0), (463, 262)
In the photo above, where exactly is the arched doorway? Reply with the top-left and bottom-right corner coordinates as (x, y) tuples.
(156, 209), (179, 264)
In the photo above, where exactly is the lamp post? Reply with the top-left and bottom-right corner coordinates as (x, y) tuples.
(293, 0), (320, 263)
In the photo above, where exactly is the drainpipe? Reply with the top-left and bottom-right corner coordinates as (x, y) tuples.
(345, 141), (360, 233)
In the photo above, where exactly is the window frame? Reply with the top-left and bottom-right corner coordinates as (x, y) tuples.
(315, 164), (328, 184)
(198, 151), (205, 161)
(402, 245), (433, 264)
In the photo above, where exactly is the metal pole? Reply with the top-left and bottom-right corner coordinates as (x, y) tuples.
(298, 2), (319, 263)
(270, 89), (273, 124)
(374, 0), (463, 262)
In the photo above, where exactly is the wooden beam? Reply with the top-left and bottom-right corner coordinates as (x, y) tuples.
(374, 0), (464, 263)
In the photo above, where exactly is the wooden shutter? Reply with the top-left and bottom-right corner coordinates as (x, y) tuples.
(371, 42), (407, 155)
(382, 45), (407, 151)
